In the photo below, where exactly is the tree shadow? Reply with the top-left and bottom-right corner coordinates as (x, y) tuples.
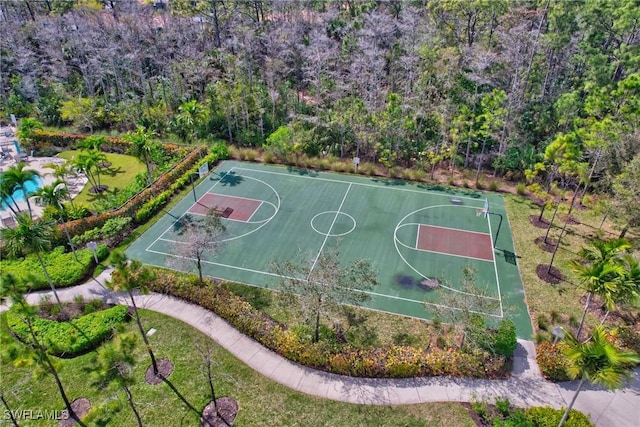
(161, 376), (202, 418)
(100, 166), (125, 178)
(287, 166), (318, 177)
(219, 172), (243, 187)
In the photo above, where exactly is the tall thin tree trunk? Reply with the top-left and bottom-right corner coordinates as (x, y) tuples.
(129, 291), (159, 375)
(0, 393), (20, 426)
(36, 252), (62, 308)
(558, 377), (586, 427)
(576, 292), (592, 341)
(124, 385), (143, 427)
(544, 202), (561, 243)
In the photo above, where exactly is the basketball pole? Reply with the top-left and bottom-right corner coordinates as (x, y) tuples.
(190, 173), (197, 202)
(487, 211), (503, 246)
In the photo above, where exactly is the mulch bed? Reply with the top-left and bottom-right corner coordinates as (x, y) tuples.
(534, 236), (557, 253)
(562, 215), (581, 225)
(145, 358), (175, 385)
(59, 398), (90, 427)
(200, 397), (239, 427)
(536, 264), (563, 284)
(528, 215), (549, 228)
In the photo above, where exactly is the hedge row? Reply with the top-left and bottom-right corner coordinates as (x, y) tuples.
(30, 129), (131, 153)
(147, 269), (508, 379)
(60, 144), (221, 238)
(0, 245), (109, 290)
(7, 304), (129, 356)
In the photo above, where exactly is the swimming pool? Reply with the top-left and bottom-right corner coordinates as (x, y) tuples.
(1, 176), (44, 210)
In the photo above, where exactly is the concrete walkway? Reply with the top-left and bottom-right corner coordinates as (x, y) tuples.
(2, 269), (639, 427)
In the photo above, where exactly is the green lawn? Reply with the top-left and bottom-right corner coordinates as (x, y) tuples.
(0, 309), (475, 426)
(57, 150), (146, 208)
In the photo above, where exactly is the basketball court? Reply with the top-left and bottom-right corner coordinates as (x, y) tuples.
(126, 160), (532, 338)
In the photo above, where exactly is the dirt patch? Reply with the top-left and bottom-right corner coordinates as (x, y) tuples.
(59, 398), (90, 427)
(562, 215), (581, 225)
(145, 358), (174, 385)
(37, 300), (111, 321)
(529, 215), (549, 228)
(200, 397), (239, 427)
(536, 264), (564, 284)
(534, 236), (557, 253)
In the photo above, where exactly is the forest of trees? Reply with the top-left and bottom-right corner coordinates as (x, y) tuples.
(1, 0), (639, 201)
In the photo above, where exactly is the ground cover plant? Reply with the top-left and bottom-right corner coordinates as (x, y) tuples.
(6, 304), (128, 356)
(0, 245), (108, 290)
(0, 309), (479, 427)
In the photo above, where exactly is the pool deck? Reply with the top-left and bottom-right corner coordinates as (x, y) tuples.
(0, 125), (87, 226)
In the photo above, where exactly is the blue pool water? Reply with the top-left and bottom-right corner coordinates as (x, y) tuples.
(1, 176), (44, 210)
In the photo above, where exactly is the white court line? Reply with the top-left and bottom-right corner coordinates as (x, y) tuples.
(145, 248), (503, 318)
(246, 201), (263, 222)
(202, 192), (264, 205)
(487, 210), (504, 317)
(145, 167), (235, 252)
(398, 223), (496, 263)
(233, 165), (484, 203)
(307, 183), (352, 279)
(418, 223), (491, 237)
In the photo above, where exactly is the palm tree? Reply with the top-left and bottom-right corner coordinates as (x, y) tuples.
(107, 251), (160, 375)
(33, 180), (78, 261)
(0, 274), (86, 426)
(74, 149), (107, 193)
(0, 212), (62, 307)
(123, 125), (156, 185)
(0, 173), (21, 216)
(33, 179), (70, 217)
(16, 117), (43, 153)
(76, 135), (105, 151)
(90, 333), (143, 427)
(558, 326), (640, 427)
(1, 162), (41, 218)
(568, 238), (631, 340)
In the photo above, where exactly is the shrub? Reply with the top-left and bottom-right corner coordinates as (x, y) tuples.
(493, 319), (518, 357)
(359, 162), (377, 176)
(495, 397), (511, 417)
(392, 331), (419, 346)
(7, 305), (129, 356)
(83, 298), (106, 315)
(145, 268), (508, 379)
(516, 182), (527, 195)
(489, 181), (499, 191)
(536, 342), (571, 381)
(0, 245), (108, 289)
(524, 406), (593, 427)
(71, 216), (133, 246)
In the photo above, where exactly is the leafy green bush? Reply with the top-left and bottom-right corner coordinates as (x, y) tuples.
(145, 268), (509, 379)
(71, 216), (133, 246)
(493, 319), (518, 356)
(536, 342), (571, 381)
(7, 305), (129, 356)
(516, 182), (527, 195)
(524, 406), (593, 427)
(0, 245), (108, 289)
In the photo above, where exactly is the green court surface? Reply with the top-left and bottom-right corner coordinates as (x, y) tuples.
(126, 161), (533, 338)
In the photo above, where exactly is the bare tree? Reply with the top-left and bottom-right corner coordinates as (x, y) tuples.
(168, 210), (226, 283)
(272, 243), (378, 343)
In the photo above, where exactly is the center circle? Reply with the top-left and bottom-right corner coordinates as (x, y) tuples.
(310, 211), (356, 237)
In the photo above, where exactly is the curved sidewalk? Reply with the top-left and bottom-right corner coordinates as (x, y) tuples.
(2, 269), (639, 427)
